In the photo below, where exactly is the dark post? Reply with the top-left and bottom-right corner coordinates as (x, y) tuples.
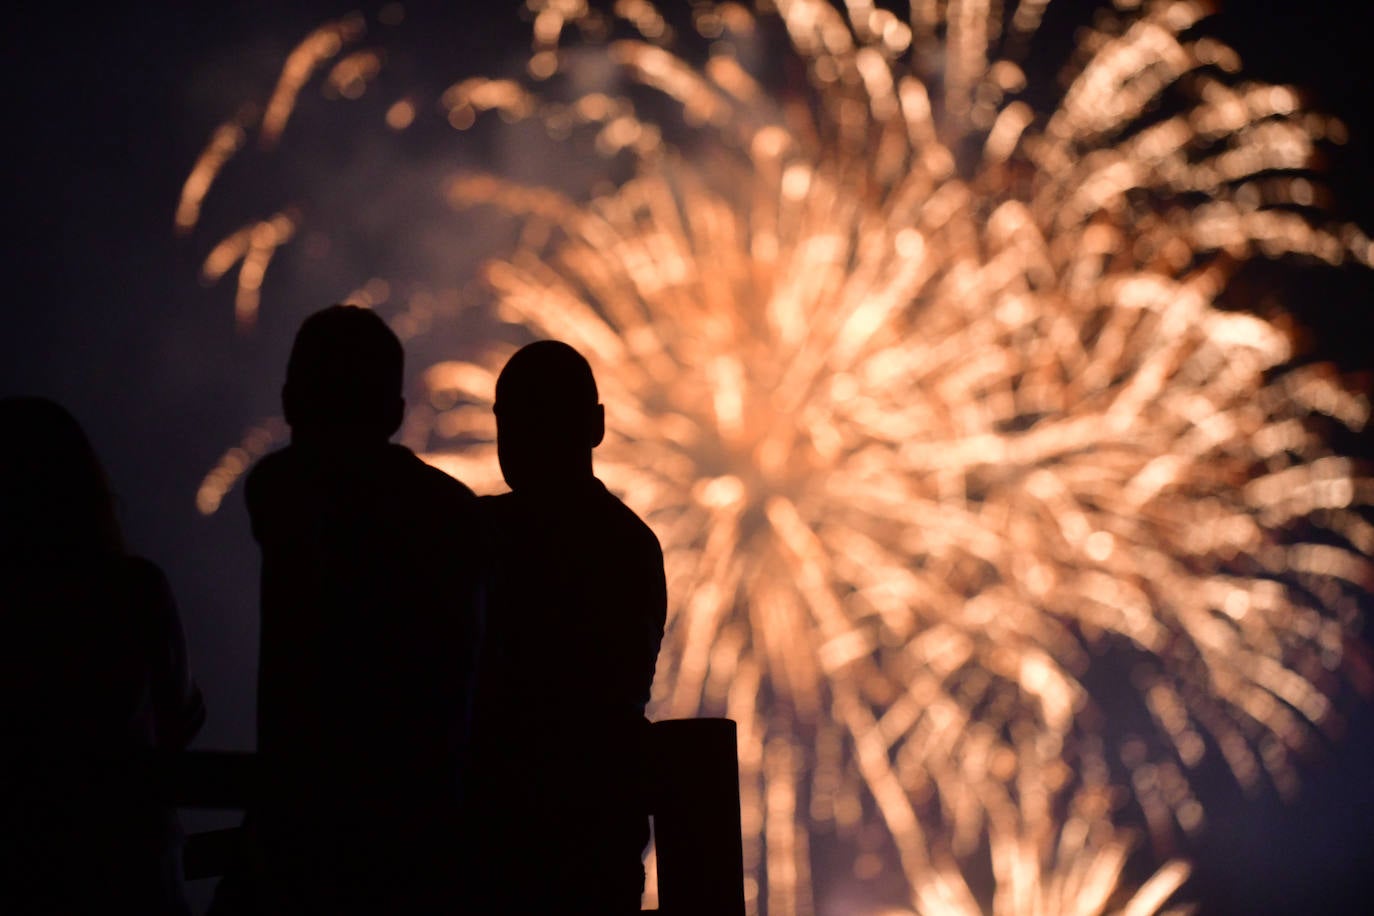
(649, 718), (746, 916)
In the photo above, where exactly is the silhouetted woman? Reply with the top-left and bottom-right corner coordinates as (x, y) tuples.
(0, 397), (205, 914)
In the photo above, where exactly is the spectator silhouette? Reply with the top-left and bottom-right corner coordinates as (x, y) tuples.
(0, 397), (205, 915)
(213, 305), (481, 914)
(472, 340), (667, 915)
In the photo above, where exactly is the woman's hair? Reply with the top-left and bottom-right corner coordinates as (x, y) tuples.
(0, 397), (125, 553)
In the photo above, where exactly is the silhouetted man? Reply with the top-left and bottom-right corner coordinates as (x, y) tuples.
(473, 340), (666, 915)
(218, 305), (481, 914)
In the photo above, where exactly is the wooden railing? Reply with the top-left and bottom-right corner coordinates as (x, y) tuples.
(172, 718), (746, 916)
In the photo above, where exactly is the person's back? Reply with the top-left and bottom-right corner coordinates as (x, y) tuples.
(473, 340), (666, 915)
(234, 306), (481, 913)
(0, 397), (204, 915)
(479, 483), (663, 733)
(248, 442), (477, 817)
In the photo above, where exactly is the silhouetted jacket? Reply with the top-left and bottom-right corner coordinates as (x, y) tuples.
(245, 441), (480, 824)
(475, 477), (666, 789)
(1, 551), (204, 913)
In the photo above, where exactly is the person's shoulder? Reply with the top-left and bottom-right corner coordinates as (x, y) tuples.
(246, 445), (295, 480)
(597, 483), (662, 554)
(393, 446), (478, 503)
(476, 490), (516, 524)
(419, 461), (478, 501)
(115, 553), (170, 590)
(110, 554), (178, 619)
(244, 446), (297, 505)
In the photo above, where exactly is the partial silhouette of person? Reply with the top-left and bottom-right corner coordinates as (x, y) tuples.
(0, 396), (205, 915)
(471, 340), (667, 915)
(213, 305), (482, 914)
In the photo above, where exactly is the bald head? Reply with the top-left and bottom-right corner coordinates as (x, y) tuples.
(494, 340), (604, 491)
(494, 340), (597, 414)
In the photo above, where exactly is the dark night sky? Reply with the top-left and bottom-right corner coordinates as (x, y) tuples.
(4, 1), (1373, 913)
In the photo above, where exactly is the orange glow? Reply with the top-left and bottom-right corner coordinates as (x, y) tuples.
(260, 16), (364, 146)
(325, 50), (382, 100)
(175, 112), (249, 234)
(184, 2), (1371, 913)
(196, 419), (288, 515)
(200, 213), (296, 331)
(385, 98), (416, 130)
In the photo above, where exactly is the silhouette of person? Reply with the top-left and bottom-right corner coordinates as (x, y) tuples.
(214, 305), (482, 914)
(472, 340), (667, 915)
(0, 397), (205, 915)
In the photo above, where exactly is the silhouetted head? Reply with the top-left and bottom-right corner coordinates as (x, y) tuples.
(494, 340), (605, 491)
(283, 304), (404, 443)
(0, 397), (125, 554)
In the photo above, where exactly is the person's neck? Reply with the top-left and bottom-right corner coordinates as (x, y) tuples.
(291, 427), (393, 452)
(513, 467), (598, 496)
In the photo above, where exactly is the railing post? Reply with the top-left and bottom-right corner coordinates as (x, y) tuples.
(648, 718), (746, 916)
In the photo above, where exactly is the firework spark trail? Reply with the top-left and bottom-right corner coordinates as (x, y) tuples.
(185, 1), (1373, 912)
(261, 16), (366, 146)
(174, 16), (367, 240)
(175, 110), (251, 236)
(197, 211), (298, 330)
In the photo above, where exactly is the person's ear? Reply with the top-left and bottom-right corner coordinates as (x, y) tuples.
(589, 403), (605, 448)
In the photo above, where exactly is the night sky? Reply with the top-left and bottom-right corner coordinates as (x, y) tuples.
(5, 1), (1373, 913)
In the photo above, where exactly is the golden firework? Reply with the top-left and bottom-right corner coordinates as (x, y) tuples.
(184, 2), (1372, 912)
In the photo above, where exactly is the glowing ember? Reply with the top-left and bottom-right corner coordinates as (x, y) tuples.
(184, 2), (1372, 912)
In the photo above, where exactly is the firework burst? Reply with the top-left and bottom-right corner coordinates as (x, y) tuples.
(186, 1), (1372, 912)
